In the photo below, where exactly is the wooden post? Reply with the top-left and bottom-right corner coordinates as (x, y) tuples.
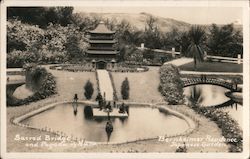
(172, 48), (175, 58)
(204, 51), (207, 60)
(237, 54), (241, 64)
(141, 43), (144, 50)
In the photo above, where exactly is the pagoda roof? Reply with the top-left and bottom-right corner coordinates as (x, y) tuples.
(89, 21), (115, 34)
(88, 40), (117, 43)
(86, 50), (118, 55)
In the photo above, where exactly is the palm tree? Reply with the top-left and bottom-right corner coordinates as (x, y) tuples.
(187, 25), (206, 70)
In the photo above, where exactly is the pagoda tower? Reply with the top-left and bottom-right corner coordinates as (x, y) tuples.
(86, 21), (119, 69)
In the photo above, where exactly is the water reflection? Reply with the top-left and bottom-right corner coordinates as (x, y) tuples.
(184, 84), (230, 106)
(22, 104), (189, 142)
(184, 84), (242, 128)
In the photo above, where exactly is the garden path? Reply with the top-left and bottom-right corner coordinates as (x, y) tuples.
(164, 57), (193, 66)
(96, 69), (114, 101)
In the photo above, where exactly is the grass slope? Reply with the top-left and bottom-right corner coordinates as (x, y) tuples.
(112, 66), (164, 103)
(47, 68), (98, 101)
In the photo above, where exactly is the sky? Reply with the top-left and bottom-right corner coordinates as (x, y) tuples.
(74, 6), (243, 25)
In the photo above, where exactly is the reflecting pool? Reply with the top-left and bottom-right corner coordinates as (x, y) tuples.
(22, 104), (189, 142)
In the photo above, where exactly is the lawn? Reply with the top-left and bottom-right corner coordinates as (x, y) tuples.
(7, 66), (230, 153)
(47, 67), (98, 101)
(179, 61), (243, 73)
(111, 66), (164, 103)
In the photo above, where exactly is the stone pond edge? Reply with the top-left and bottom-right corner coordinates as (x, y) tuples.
(11, 100), (199, 146)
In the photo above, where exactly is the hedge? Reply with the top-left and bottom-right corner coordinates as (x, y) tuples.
(159, 64), (184, 105)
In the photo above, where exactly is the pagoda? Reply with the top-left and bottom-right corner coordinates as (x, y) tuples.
(86, 21), (119, 69)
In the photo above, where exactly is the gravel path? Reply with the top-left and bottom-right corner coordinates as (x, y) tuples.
(164, 57), (193, 66)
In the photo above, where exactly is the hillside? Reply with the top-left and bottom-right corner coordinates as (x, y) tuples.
(77, 12), (191, 32)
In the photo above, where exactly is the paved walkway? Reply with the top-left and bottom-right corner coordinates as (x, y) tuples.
(7, 68), (23, 72)
(164, 57), (193, 66)
(7, 75), (25, 84)
(96, 69), (114, 101)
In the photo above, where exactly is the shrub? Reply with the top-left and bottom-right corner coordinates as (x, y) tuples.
(25, 65), (47, 91)
(121, 77), (130, 100)
(159, 64), (184, 105)
(84, 80), (94, 99)
(39, 50), (68, 64)
(7, 50), (38, 68)
(123, 45), (143, 64)
(7, 65), (57, 106)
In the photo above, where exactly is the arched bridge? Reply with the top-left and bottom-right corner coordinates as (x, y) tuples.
(7, 79), (26, 97)
(182, 77), (237, 91)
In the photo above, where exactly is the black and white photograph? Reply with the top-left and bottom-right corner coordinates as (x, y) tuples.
(0, 0), (249, 159)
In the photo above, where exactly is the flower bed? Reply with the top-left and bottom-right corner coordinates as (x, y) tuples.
(49, 63), (149, 73)
(108, 65), (149, 73)
(109, 62), (149, 73)
(49, 64), (95, 72)
(191, 106), (243, 152)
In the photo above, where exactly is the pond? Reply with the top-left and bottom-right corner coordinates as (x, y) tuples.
(184, 84), (242, 128)
(22, 104), (189, 143)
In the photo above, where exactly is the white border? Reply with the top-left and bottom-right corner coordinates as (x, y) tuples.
(1, 0), (249, 159)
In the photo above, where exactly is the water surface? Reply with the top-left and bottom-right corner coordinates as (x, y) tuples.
(184, 84), (242, 128)
(22, 104), (189, 142)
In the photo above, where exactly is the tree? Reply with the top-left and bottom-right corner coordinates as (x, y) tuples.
(121, 77), (130, 100)
(72, 13), (101, 32)
(7, 7), (47, 27)
(207, 23), (243, 57)
(187, 25), (206, 70)
(7, 19), (45, 53)
(65, 34), (82, 60)
(84, 80), (94, 99)
(163, 27), (180, 50)
(7, 7), (74, 28)
(176, 31), (191, 57)
(143, 15), (163, 49)
(123, 45), (143, 63)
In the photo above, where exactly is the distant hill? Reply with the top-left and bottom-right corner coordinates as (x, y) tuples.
(76, 12), (191, 32)
(76, 12), (242, 33)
